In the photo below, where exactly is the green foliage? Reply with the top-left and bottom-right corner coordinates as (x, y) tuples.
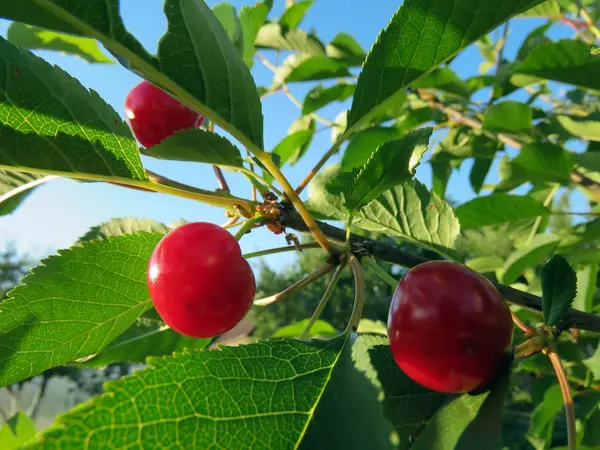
(455, 194), (549, 230)
(0, 233), (160, 387)
(6, 23), (113, 64)
(0, 412), (36, 449)
(541, 255), (577, 325)
(141, 129), (244, 168)
(0, 37), (146, 181)
(0, 171), (48, 216)
(1, 0), (600, 448)
(340, 128), (431, 214)
(346, 0), (543, 135)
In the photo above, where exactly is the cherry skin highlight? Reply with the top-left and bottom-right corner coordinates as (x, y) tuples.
(124, 80), (204, 148)
(147, 222), (255, 338)
(387, 261), (513, 393)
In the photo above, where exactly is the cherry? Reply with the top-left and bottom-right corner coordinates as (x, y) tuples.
(387, 261), (513, 393)
(147, 222), (255, 338)
(124, 80), (204, 148)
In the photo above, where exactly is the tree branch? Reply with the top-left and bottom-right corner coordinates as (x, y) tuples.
(281, 207), (600, 333)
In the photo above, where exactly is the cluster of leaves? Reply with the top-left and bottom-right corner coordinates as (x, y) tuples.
(0, 0), (598, 449)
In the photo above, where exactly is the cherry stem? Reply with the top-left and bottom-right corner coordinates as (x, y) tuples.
(300, 263), (346, 340)
(546, 347), (577, 450)
(345, 255), (365, 333)
(514, 336), (546, 360)
(243, 242), (320, 259)
(510, 310), (536, 336)
(254, 263), (335, 306)
(220, 216), (240, 228)
(233, 215), (264, 241)
(362, 257), (397, 289)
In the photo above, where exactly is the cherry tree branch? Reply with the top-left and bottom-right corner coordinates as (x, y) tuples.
(281, 207), (600, 333)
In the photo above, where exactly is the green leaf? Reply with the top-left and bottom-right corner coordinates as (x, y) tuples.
(326, 33), (366, 66)
(0, 412), (37, 450)
(346, 0), (543, 136)
(467, 256), (505, 273)
(0, 170), (50, 216)
(483, 101), (533, 133)
(355, 180), (460, 258)
(557, 115), (600, 142)
(307, 164), (348, 221)
(0, 37), (146, 181)
(272, 319), (337, 338)
(517, 39), (600, 90)
(341, 127), (405, 171)
(343, 128), (432, 213)
(279, 0), (313, 29)
(583, 345), (600, 381)
(213, 3), (242, 48)
(273, 130), (314, 166)
(519, 0), (561, 17)
(352, 336), (508, 449)
(0, 233), (161, 387)
(0, 0), (264, 149)
(77, 217), (169, 243)
(30, 336), (354, 449)
(455, 194), (549, 230)
(239, 1), (271, 67)
(528, 383), (563, 446)
(506, 142), (574, 185)
(7, 23), (113, 64)
(541, 254), (577, 325)
(80, 317), (211, 368)
(410, 67), (471, 98)
(502, 234), (562, 284)
(255, 23), (325, 55)
(574, 152), (600, 173)
(516, 23), (552, 61)
(302, 82), (355, 115)
(276, 54), (351, 85)
(574, 263), (597, 313)
(140, 129), (244, 168)
(356, 319), (387, 336)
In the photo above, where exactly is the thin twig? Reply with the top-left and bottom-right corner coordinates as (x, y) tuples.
(27, 375), (49, 419)
(257, 52), (334, 127)
(300, 263), (346, 339)
(546, 348), (576, 450)
(254, 264), (335, 306)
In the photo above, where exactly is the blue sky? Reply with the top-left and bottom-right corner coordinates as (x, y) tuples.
(0, 1), (584, 270)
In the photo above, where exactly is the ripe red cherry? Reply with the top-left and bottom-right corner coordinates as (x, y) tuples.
(387, 261), (513, 393)
(147, 222), (255, 338)
(124, 80), (204, 148)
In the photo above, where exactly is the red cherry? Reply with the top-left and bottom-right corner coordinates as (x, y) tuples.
(387, 261), (513, 393)
(124, 80), (205, 148)
(147, 222), (255, 338)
